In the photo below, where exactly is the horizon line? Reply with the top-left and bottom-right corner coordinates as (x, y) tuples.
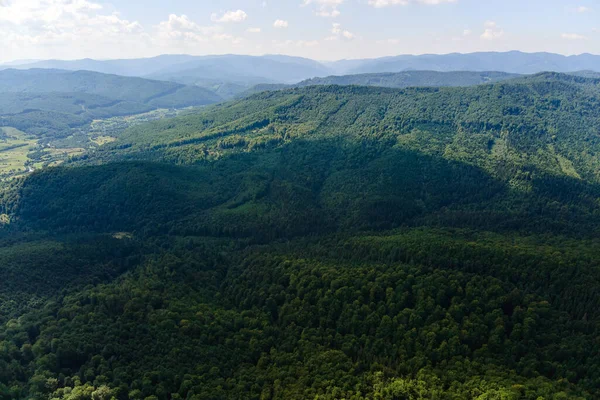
(2, 50), (600, 66)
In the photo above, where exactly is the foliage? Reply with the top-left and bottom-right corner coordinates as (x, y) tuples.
(0, 73), (599, 398)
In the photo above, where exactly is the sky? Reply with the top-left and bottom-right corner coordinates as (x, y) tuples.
(0, 0), (599, 63)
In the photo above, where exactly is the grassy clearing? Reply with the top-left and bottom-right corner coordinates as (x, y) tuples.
(0, 127), (38, 175)
(91, 136), (117, 146)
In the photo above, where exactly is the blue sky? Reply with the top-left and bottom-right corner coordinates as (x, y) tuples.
(0, 0), (598, 62)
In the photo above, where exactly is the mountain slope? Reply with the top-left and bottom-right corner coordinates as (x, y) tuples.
(298, 71), (521, 88)
(0, 69), (223, 139)
(0, 73), (600, 398)
(240, 71), (521, 97)
(92, 72), (600, 186)
(0, 69), (223, 107)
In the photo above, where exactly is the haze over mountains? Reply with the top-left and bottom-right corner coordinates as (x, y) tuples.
(3, 51), (600, 87)
(3, 51), (599, 104)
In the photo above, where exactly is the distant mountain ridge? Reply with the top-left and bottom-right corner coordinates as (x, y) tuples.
(329, 51), (600, 75)
(239, 71), (521, 97)
(4, 51), (600, 81)
(4, 52), (600, 100)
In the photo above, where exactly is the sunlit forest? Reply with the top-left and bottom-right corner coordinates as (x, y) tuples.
(0, 72), (599, 399)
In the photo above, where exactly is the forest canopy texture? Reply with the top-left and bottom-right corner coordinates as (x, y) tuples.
(0, 72), (600, 399)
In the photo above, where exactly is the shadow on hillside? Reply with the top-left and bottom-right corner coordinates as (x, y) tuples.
(5, 136), (600, 241)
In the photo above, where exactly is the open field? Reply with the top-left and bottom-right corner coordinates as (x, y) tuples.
(0, 127), (38, 176)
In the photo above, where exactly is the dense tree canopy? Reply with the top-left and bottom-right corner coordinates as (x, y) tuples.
(0, 73), (600, 398)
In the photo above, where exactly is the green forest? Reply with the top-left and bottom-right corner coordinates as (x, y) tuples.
(0, 72), (599, 399)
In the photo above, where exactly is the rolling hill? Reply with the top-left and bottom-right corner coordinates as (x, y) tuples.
(297, 70), (521, 88)
(0, 72), (599, 398)
(239, 71), (522, 97)
(0, 69), (223, 139)
(0, 69), (222, 107)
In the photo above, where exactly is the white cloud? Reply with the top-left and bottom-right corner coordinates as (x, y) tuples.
(562, 33), (587, 40)
(211, 10), (248, 23)
(0, 0), (146, 51)
(303, 0), (343, 17)
(273, 39), (320, 48)
(378, 38), (401, 45)
(273, 19), (289, 28)
(463, 29), (472, 36)
(481, 20), (504, 40)
(0, 0), (103, 24)
(155, 14), (243, 46)
(368, 0), (456, 8)
(575, 6), (591, 12)
(157, 14), (221, 40)
(247, 27), (261, 33)
(297, 40), (320, 47)
(342, 30), (354, 39)
(328, 22), (354, 40)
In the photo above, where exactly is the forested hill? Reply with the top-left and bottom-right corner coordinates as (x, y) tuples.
(1, 72), (600, 399)
(297, 70), (521, 88)
(238, 71), (520, 97)
(0, 69), (223, 140)
(90, 71), (600, 186)
(0, 69), (223, 107)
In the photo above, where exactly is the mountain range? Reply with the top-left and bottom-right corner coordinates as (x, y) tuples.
(0, 69), (221, 139)
(1, 72), (600, 398)
(4, 51), (600, 82)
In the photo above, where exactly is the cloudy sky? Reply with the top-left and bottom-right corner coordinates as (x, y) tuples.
(0, 0), (598, 62)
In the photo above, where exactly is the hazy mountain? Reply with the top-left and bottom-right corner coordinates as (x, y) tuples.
(5, 52), (600, 92)
(3, 54), (333, 84)
(0, 68), (222, 105)
(331, 51), (600, 75)
(146, 54), (333, 84)
(0, 59), (42, 66)
(0, 69), (223, 138)
(0, 54), (200, 76)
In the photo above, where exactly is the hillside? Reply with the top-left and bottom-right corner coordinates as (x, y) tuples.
(0, 69), (222, 141)
(240, 71), (521, 97)
(0, 70), (223, 178)
(0, 69), (223, 108)
(0, 73), (599, 398)
(0, 92), (154, 138)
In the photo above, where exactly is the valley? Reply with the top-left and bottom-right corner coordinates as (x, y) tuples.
(0, 48), (600, 399)
(0, 70), (599, 398)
